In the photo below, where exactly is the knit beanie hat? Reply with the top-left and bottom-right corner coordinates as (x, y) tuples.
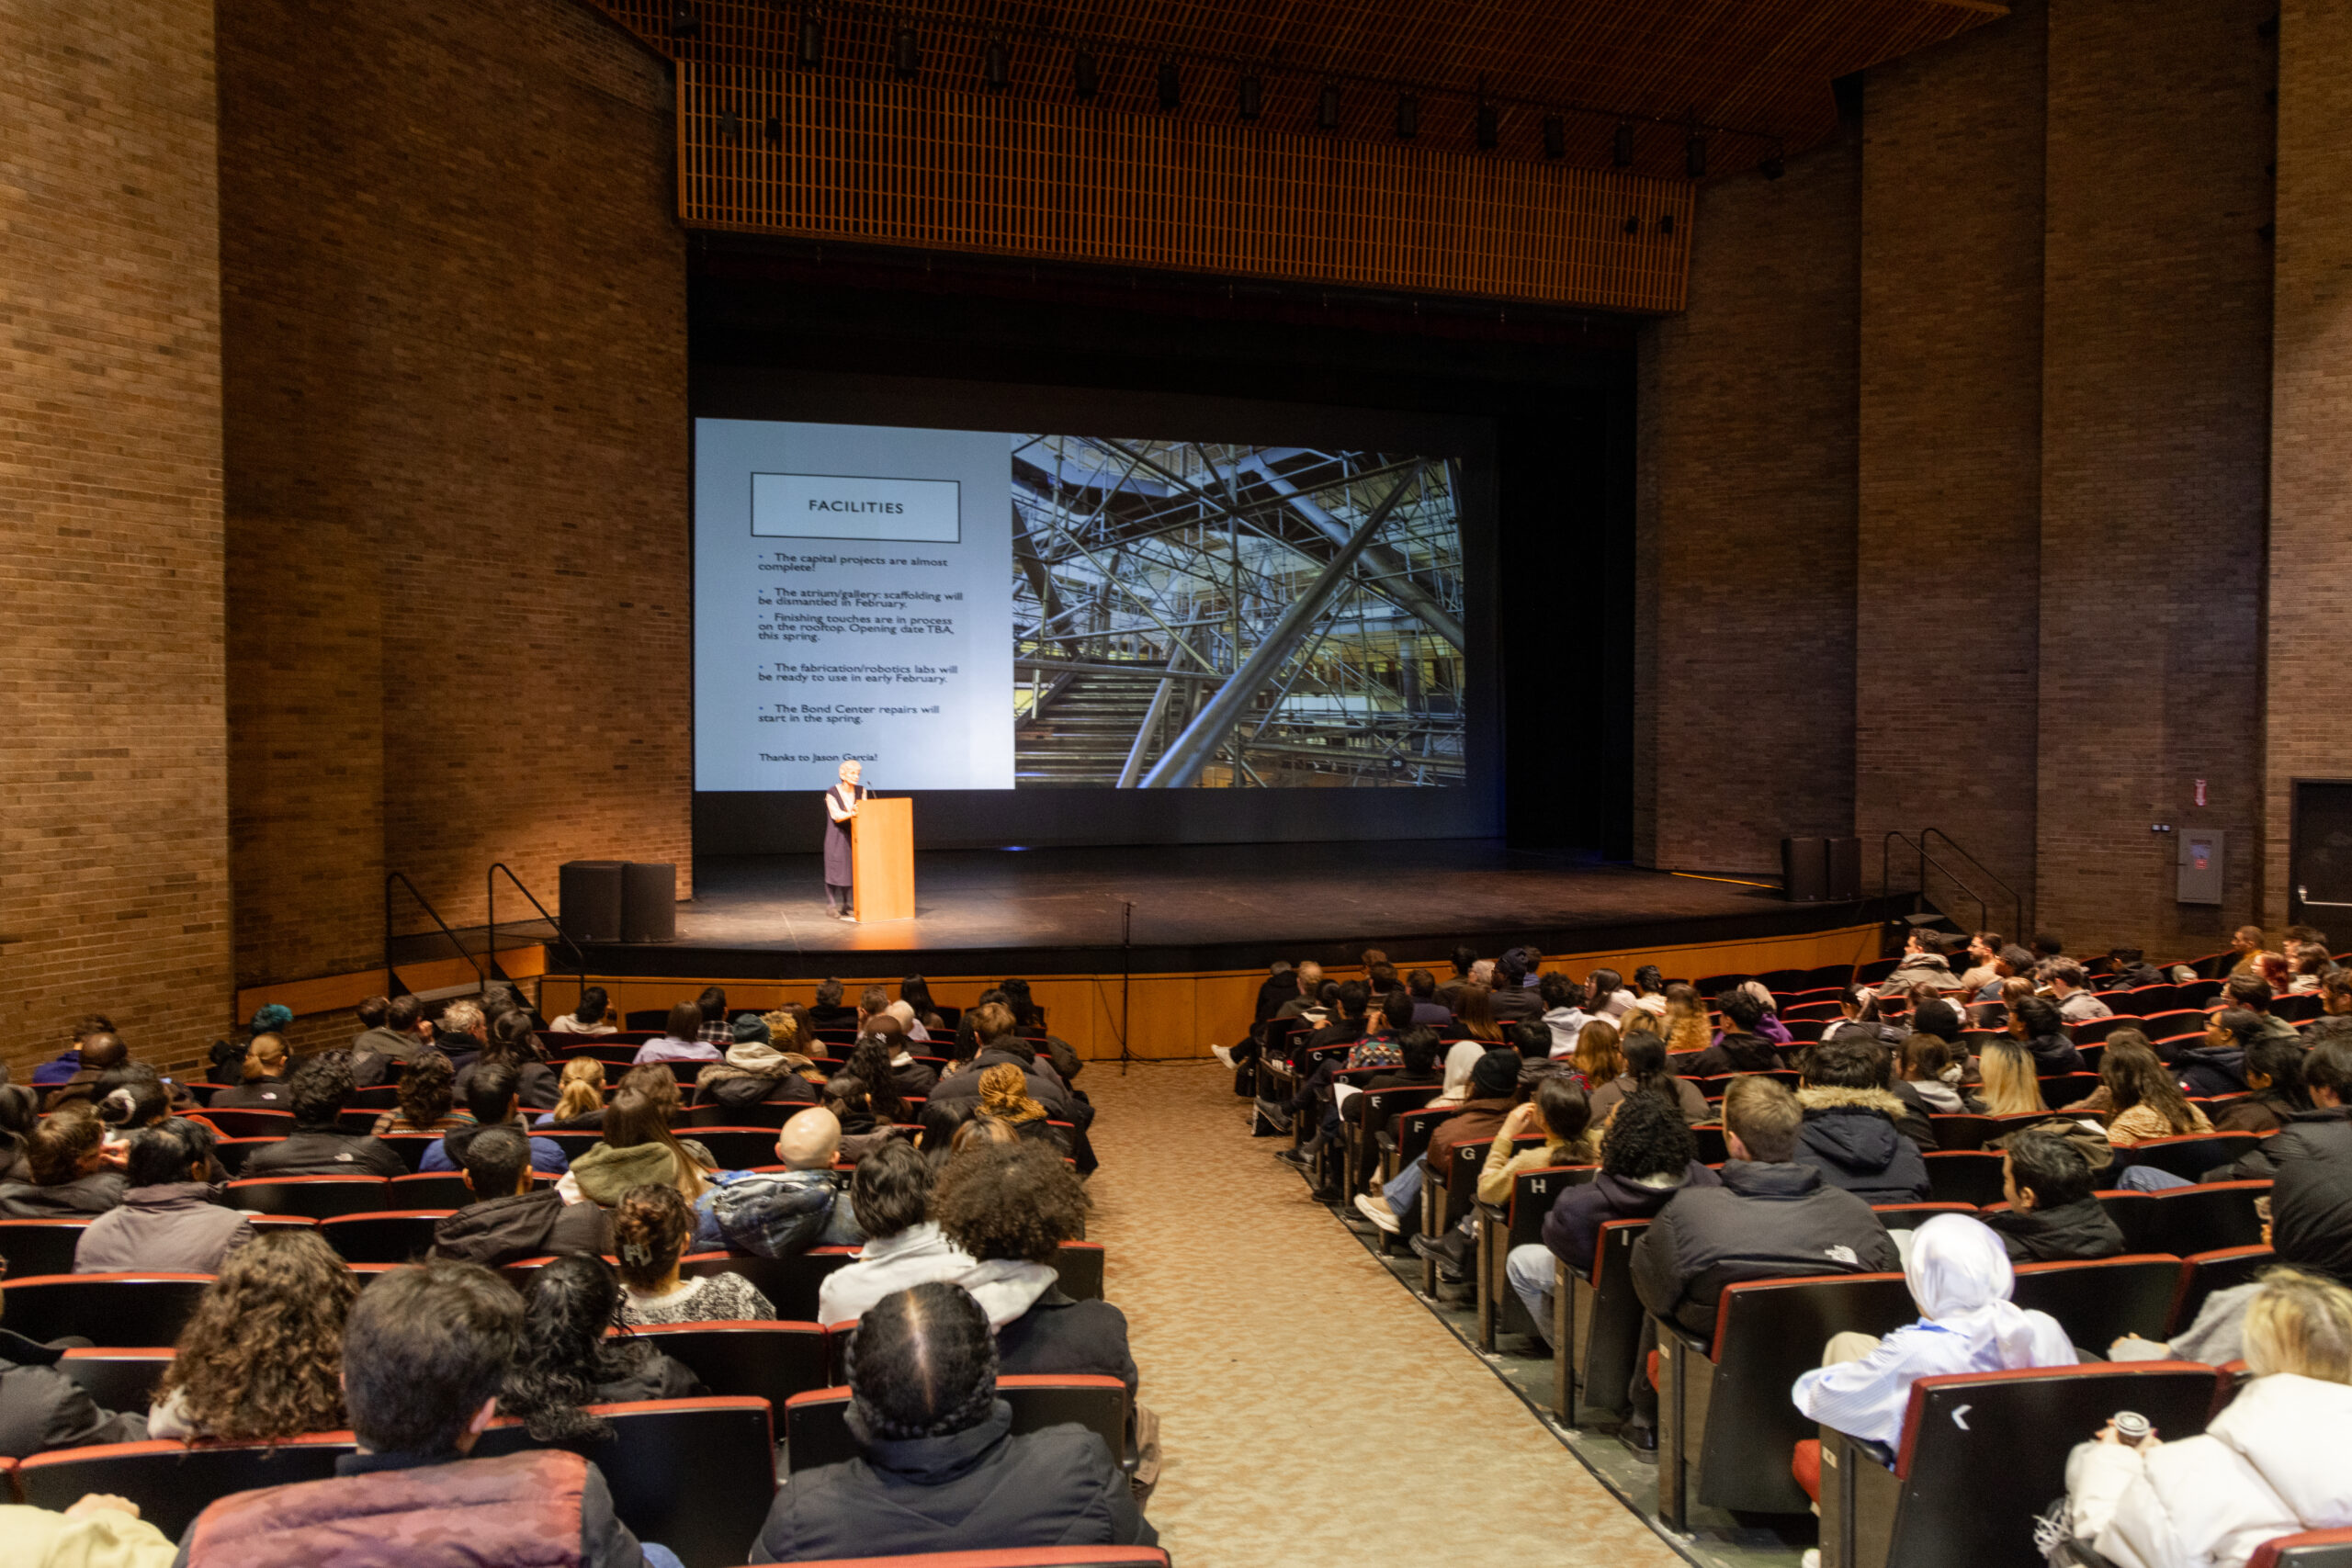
(1471, 1049), (1520, 1099)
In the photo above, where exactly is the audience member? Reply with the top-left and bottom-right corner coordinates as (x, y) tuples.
(1982, 1131), (2125, 1262)
(176, 1260), (681, 1568)
(817, 1142), (976, 1325)
(1889, 1033), (1970, 1126)
(372, 1050), (469, 1136)
(807, 977), (860, 1031)
(74, 1120), (253, 1274)
(1632, 1077), (1898, 1337)
(1488, 953), (1542, 1021)
(41, 1032), (129, 1113)
(2061, 1269), (2352, 1568)
(1978, 1038), (2052, 1116)
(928, 1004), (1085, 1134)
(2007, 996), (2087, 1075)
(1955, 931), (2007, 996)
(2097, 945), (2167, 992)
(0, 1086), (33, 1186)
(1792, 1214), (2074, 1454)
(456, 1011), (560, 1111)
(502, 1253), (703, 1443)
(606, 1184), (776, 1325)
(632, 1000), (720, 1066)
(1589, 1034), (1710, 1124)
(1353, 1048), (1519, 1235)
(549, 986), (617, 1035)
(536, 1057), (611, 1129)
(148, 1228), (355, 1441)
(351, 994), (427, 1065)
(1452, 981), (1504, 1043)
(2218, 1034), (2315, 1134)
(1791, 1038), (1930, 1202)
(0, 1105), (123, 1218)
(1563, 1018), (1623, 1093)
(1870, 929), (1962, 998)
(2216, 1031), (2352, 1181)
(695, 1015), (821, 1114)
(1408, 967), (1456, 1029)
(429, 999), (489, 1077)
(2041, 960), (2113, 1022)
(695, 1106), (861, 1255)
(31, 1015), (114, 1090)
(2101, 1037), (2213, 1148)
(421, 1063), (571, 1176)
(208, 1034), (290, 1111)
(568, 1088), (708, 1206)
(238, 1053), (405, 1178)
(2226, 923), (2276, 977)
(430, 1127), (611, 1267)
(1677, 989), (1778, 1074)
(1413, 1077), (1598, 1283)
(827, 1037), (916, 1157)
(935, 1142), (1136, 1398)
(752, 1280), (1153, 1562)
(206, 1004), (294, 1089)
(2222, 971), (2301, 1040)
(0, 1266), (149, 1456)
(1522, 1092), (1723, 1340)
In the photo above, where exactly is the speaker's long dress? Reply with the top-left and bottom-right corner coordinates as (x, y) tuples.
(822, 784), (859, 887)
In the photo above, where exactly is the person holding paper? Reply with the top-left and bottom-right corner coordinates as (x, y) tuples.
(823, 759), (865, 920)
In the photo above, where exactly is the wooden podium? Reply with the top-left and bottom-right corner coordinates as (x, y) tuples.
(851, 795), (915, 922)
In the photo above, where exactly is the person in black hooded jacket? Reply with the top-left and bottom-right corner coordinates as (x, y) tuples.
(753, 1280), (1151, 1562)
(429, 1127), (611, 1269)
(1675, 988), (1781, 1076)
(2211, 1030), (2352, 1183)
(1982, 1130), (2125, 1263)
(1789, 1037), (1930, 1203)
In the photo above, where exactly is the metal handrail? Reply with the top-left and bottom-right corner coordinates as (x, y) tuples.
(384, 873), (486, 998)
(1922, 829), (2026, 939)
(488, 863), (589, 996)
(1880, 830), (2021, 940)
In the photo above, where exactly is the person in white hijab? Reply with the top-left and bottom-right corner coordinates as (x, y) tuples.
(1430, 1038), (1487, 1110)
(1792, 1213), (2076, 1454)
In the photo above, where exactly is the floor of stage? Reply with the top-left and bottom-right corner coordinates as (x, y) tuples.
(567, 840), (1895, 976)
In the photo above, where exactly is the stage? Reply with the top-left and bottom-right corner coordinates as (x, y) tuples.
(570, 840), (1907, 979)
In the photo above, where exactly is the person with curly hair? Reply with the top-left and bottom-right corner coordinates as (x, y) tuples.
(372, 1050), (469, 1136)
(752, 1280), (1153, 1562)
(148, 1228), (356, 1442)
(239, 1052), (406, 1178)
(500, 1255), (702, 1443)
(1524, 1090), (1724, 1334)
(825, 1036), (913, 1162)
(933, 1142), (1135, 1398)
(816, 1142), (976, 1325)
(608, 1183), (776, 1325)
(974, 1063), (1054, 1144)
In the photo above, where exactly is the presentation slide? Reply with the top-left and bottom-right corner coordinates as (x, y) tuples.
(695, 418), (1464, 793)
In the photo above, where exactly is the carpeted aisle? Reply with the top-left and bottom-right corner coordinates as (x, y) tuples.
(1080, 1059), (1684, 1568)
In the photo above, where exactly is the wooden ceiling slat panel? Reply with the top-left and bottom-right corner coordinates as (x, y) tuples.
(595, 0), (1996, 310)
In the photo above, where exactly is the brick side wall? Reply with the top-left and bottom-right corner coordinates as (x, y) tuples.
(2265, 0), (2352, 933)
(2033, 0), (2275, 955)
(219, 0), (692, 989)
(0, 0), (232, 1082)
(1634, 122), (1861, 874)
(1856, 5), (2047, 929)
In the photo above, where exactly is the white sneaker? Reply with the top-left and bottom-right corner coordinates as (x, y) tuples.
(1354, 1193), (1400, 1234)
(1801, 1552), (1820, 1568)
(1211, 1044), (1237, 1070)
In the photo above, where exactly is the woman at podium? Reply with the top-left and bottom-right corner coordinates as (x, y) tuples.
(823, 758), (865, 920)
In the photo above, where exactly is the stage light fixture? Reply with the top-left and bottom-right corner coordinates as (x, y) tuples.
(1623, 214), (1639, 233)
(983, 34), (1010, 92)
(1316, 81), (1340, 130)
(763, 113), (781, 144)
(667, 0), (699, 38)
(797, 13), (822, 70)
(1686, 128), (1707, 178)
(1395, 93), (1419, 140)
(718, 106), (742, 142)
(1475, 98), (1498, 150)
(1760, 152), (1785, 179)
(1541, 116), (1565, 159)
(1238, 71), (1262, 121)
(1157, 60), (1181, 111)
(1613, 120), (1634, 167)
(1071, 45), (1098, 100)
(1658, 212), (1675, 234)
(892, 23), (921, 78)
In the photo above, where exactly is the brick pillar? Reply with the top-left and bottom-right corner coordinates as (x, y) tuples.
(0, 0), (232, 1078)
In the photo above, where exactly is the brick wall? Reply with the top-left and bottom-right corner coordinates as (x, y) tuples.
(2033, 0), (2275, 955)
(0, 0), (232, 1082)
(1634, 122), (1861, 874)
(2265, 0), (2352, 932)
(1855, 4), (2047, 928)
(219, 0), (693, 990)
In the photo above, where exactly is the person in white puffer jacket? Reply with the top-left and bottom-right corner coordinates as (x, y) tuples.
(2062, 1268), (2352, 1568)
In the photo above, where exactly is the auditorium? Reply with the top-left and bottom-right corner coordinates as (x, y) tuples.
(9, 0), (2352, 1564)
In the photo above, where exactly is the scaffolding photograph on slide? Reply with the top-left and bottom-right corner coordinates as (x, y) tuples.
(1011, 437), (1464, 788)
